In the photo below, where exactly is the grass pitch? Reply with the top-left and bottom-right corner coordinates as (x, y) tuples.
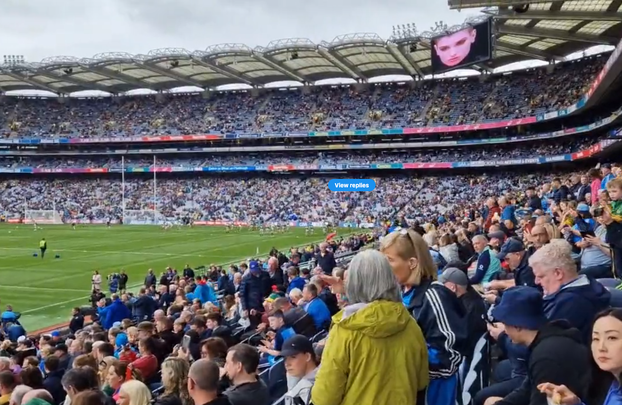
(0, 224), (343, 331)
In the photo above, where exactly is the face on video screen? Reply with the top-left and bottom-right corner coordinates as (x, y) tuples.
(433, 27), (476, 67)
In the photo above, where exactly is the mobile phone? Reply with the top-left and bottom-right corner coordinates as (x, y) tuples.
(481, 314), (495, 326)
(580, 230), (595, 238)
(182, 335), (191, 350)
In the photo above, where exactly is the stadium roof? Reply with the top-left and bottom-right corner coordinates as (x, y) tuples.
(0, 1), (620, 95)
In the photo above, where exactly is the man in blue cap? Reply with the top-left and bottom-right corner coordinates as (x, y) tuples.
(484, 238), (536, 305)
(239, 260), (270, 326)
(483, 287), (590, 405)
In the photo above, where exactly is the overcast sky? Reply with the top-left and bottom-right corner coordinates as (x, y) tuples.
(0, 0), (483, 61)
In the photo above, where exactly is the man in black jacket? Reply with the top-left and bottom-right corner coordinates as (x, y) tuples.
(314, 242), (337, 274)
(485, 287), (591, 405)
(551, 178), (571, 204)
(239, 261), (270, 326)
(69, 307), (84, 333)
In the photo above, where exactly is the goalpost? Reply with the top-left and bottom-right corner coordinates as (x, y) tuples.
(24, 209), (63, 224)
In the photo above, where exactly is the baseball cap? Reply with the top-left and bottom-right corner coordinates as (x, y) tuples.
(280, 335), (315, 357)
(50, 330), (60, 338)
(497, 238), (525, 260)
(577, 203), (590, 213)
(17, 336), (27, 344)
(249, 260), (261, 273)
(488, 231), (506, 240)
(438, 267), (468, 287)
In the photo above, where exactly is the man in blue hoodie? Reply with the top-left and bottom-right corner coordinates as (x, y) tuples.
(529, 239), (610, 342)
(98, 294), (131, 330)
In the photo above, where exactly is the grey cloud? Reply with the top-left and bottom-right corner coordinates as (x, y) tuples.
(0, 0), (482, 61)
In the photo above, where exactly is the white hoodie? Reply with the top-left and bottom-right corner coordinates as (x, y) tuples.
(284, 366), (319, 405)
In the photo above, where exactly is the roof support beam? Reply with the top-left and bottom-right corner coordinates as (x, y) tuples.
(325, 49), (369, 81)
(498, 25), (619, 45)
(2, 71), (61, 94)
(190, 57), (254, 86)
(316, 48), (360, 80)
(254, 54), (308, 83)
(141, 63), (206, 88)
(496, 10), (622, 21)
(202, 57), (263, 87)
(85, 65), (159, 91)
(496, 43), (561, 61)
(43, 71), (115, 94)
(386, 44), (423, 77)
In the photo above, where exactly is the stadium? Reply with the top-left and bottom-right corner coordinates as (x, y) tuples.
(1, 1), (622, 405)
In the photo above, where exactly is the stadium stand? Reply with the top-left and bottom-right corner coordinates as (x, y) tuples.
(3, 3), (622, 405)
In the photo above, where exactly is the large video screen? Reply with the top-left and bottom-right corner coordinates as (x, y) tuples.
(431, 19), (492, 74)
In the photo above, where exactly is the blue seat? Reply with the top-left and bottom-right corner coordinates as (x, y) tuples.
(268, 359), (287, 401)
(597, 278), (621, 288)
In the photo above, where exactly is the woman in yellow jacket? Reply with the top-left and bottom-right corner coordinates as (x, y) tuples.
(311, 250), (429, 405)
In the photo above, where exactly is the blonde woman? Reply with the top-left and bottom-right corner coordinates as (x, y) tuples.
(380, 229), (468, 405)
(154, 357), (192, 405)
(117, 380), (151, 405)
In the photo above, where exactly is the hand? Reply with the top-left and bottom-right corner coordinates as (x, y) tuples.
(575, 240), (590, 249)
(537, 383), (581, 405)
(487, 322), (505, 340)
(484, 293), (498, 304)
(250, 309), (257, 316)
(584, 235), (601, 246)
(178, 347), (190, 360)
(255, 323), (267, 332)
(488, 281), (503, 291)
(258, 345), (269, 353)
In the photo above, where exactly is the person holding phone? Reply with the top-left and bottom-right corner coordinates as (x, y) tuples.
(568, 204), (612, 279)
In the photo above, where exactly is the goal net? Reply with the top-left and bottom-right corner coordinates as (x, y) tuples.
(124, 210), (165, 225)
(24, 209), (64, 225)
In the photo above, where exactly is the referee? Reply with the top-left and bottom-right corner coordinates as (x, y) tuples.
(39, 238), (47, 259)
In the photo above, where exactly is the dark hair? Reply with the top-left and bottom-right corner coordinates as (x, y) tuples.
(587, 309), (622, 405)
(73, 390), (106, 405)
(61, 367), (100, 392)
(0, 371), (16, 390)
(98, 343), (115, 357)
(206, 313), (222, 326)
(228, 343), (260, 374)
(588, 168), (602, 180)
(139, 337), (157, 354)
(268, 310), (285, 320)
(24, 356), (39, 368)
(193, 315), (207, 328)
(45, 355), (61, 372)
(304, 283), (318, 297)
(201, 338), (228, 363)
(20, 366), (44, 388)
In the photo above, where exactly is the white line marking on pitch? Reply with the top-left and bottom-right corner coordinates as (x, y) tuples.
(20, 232), (355, 315)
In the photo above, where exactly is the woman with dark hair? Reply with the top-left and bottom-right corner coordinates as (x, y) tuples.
(539, 308), (622, 405)
(130, 338), (158, 382)
(19, 367), (44, 389)
(589, 168), (603, 206)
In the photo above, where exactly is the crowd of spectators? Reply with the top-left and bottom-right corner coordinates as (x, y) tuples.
(0, 176), (425, 224)
(0, 54), (606, 139)
(1, 163), (622, 405)
(0, 133), (605, 171)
